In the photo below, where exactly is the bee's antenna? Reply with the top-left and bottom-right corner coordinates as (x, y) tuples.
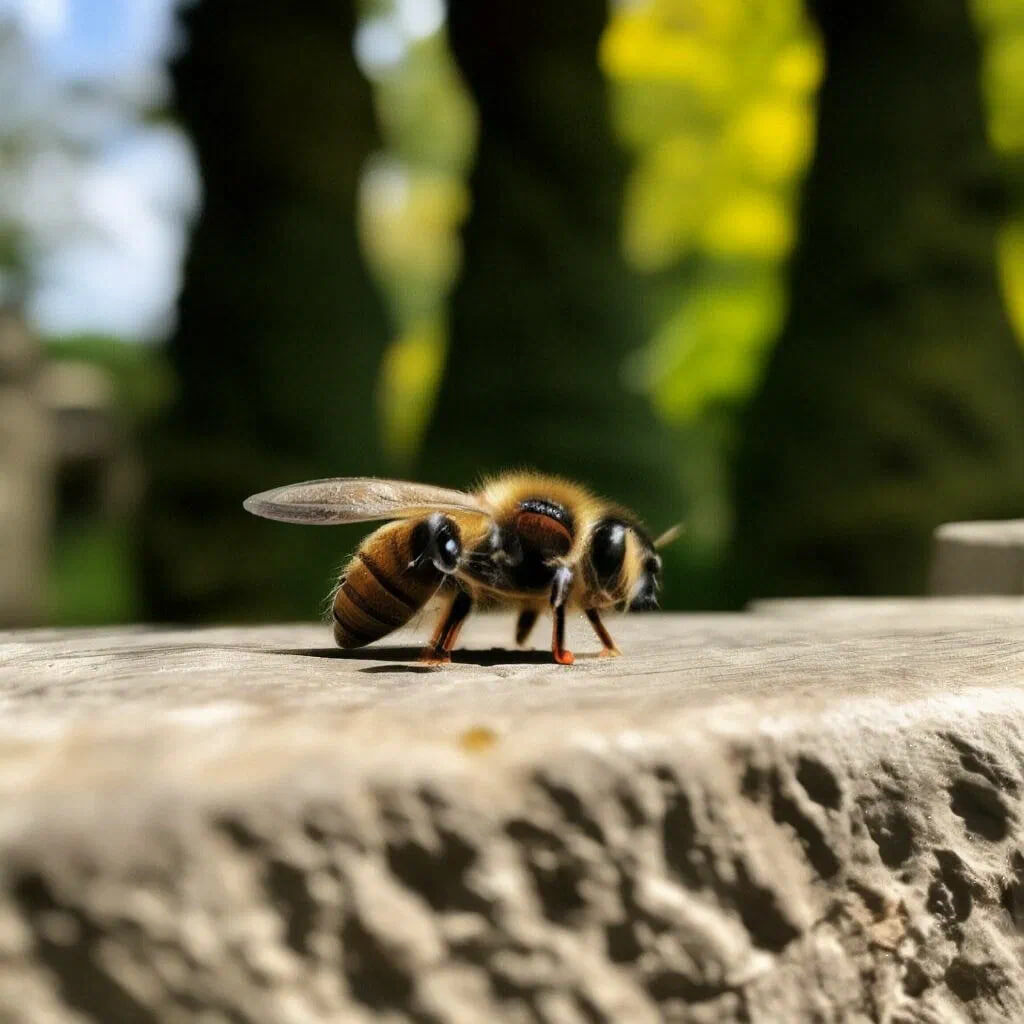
(653, 523), (684, 549)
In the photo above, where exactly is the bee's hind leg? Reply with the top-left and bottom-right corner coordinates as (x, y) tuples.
(420, 589), (473, 665)
(515, 608), (538, 646)
(586, 608), (621, 658)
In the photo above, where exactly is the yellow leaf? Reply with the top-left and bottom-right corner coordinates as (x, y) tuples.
(980, 31), (1024, 152)
(701, 192), (793, 259)
(773, 38), (824, 95)
(622, 135), (713, 268)
(998, 220), (1024, 350)
(726, 99), (816, 182)
(600, 8), (730, 94)
(377, 321), (446, 465)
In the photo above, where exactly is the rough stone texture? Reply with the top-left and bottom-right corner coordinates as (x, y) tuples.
(2, 601), (1024, 1022)
(931, 521), (1024, 595)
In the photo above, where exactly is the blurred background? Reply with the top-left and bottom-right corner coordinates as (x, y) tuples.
(1, 0), (1023, 627)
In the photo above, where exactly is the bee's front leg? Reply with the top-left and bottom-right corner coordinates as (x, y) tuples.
(549, 566), (575, 665)
(585, 608), (621, 658)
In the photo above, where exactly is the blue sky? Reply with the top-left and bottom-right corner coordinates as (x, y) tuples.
(0, 0), (199, 340)
(19, 0), (175, 78)
(1, 0), (451, 340)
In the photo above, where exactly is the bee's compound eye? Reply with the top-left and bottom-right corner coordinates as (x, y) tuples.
(426, 514), (462, 573)
(591, 520), (627, 585)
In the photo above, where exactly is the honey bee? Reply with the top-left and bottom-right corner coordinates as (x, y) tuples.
(244, 472), (679, 664)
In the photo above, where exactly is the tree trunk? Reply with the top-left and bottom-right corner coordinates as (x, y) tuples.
(418, 0), (687, 547)
(731, 0), (1024, 599)
(144, 0), (390, 621)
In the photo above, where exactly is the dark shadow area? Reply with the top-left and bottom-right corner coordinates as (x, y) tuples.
(360, 665), (437, 675)
(269, 646), (556, 667)
(268, 645), (424, 662)
(56, 642), (279, 661)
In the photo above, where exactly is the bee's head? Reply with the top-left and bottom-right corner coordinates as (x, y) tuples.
(588, 519), (662, 611)
(627, 544), (662, 612)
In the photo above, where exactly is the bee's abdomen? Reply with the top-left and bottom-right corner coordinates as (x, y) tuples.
(332, 521), (444, 648)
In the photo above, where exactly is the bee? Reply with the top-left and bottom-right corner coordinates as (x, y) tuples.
(244, 472), (680, 664)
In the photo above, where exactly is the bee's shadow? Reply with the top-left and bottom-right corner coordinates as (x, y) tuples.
(267, 646), (554, 668)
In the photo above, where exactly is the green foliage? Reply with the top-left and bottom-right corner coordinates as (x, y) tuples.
(602, 0), (821, 419)
(732, 0), (1024, 601)
(42, 336), (173, 625)
(375, 319), (447, 465)
(356, 10), (476, 467)
(49, 521), (137, 626)
(45, 335), (175, 426)
(37, 0), (1024, 625)
(367, 32), (476, 174)
(974, 0), (1024, 153)
(0, 19), (38, 301)
(973, 0), (1024, 350)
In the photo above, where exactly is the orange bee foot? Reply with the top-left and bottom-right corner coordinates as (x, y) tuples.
(553, 649), (575, 666)
(598, 646), (622, 658)
(419, 648), (452, 666)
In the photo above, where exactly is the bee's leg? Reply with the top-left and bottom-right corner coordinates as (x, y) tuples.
(585, 608), (621, 658)
(416, 514), (467, 665)
(420, 588), (473, 665)
(515, 609), (538, 646)
(549, 566), (575, 665)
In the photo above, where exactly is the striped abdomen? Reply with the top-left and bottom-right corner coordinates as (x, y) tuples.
(332, 520), (445, 648)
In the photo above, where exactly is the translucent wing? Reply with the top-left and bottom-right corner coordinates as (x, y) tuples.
(243, 477), (490, 526)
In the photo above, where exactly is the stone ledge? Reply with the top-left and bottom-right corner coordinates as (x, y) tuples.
(1, 601), (1023, 1022)
(931, 520), (1024, 594)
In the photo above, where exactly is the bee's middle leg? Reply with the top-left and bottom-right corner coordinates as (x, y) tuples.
(420, 588), (473, 664)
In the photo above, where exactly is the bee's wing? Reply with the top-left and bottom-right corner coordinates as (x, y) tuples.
(243, 477), (492, 526)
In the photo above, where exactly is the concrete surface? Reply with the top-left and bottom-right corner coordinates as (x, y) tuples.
(1, 601), (1024, 1022)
